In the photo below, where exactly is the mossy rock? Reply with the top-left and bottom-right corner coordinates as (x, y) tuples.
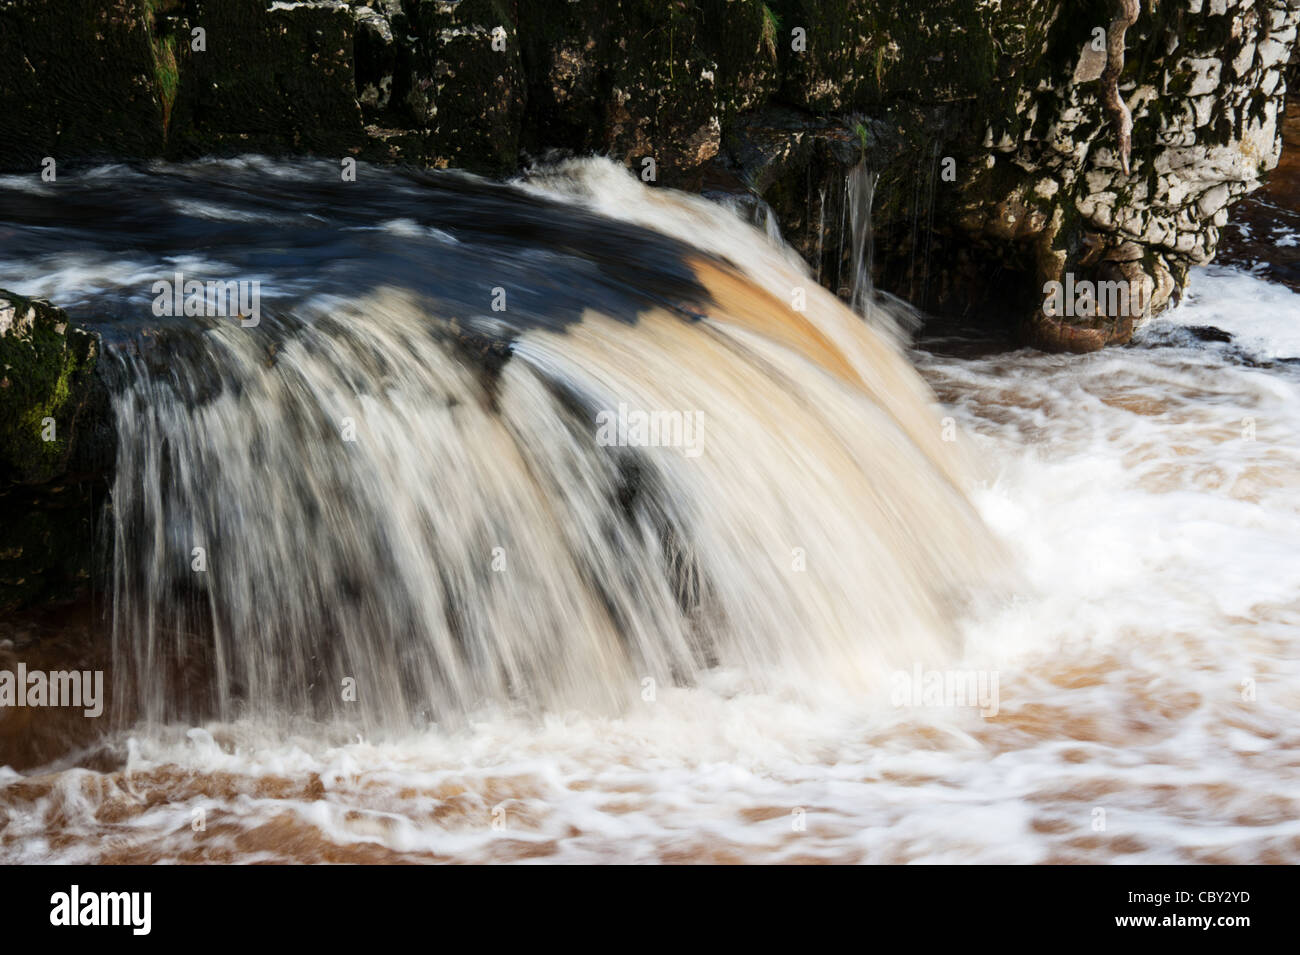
(0, 292), (100, 487)
(0, 292), (106, 611)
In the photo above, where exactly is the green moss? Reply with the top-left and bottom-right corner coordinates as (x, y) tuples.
(853, 120), (869, 157)
(144, 0), (181, 132)
(0, 292), (99, 486)
(760, 3), (780, 61)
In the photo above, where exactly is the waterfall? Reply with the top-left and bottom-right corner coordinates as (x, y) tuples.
(95, 158), (1000, 729)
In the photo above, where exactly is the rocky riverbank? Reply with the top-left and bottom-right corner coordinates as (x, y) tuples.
(4, 1), (1298, 345)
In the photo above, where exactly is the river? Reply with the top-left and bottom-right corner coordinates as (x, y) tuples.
(1, 158), (1297, 863)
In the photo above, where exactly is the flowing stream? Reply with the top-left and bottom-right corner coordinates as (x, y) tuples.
(0, 159), (1297, 863)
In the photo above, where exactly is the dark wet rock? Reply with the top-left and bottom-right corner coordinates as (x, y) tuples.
(407, 0), (526, 175)
(0, 483), (100, 612)
(0, 0), (167, 168)
(0, 291), (106, 611)
(771, 0), (1044, 114)
(353, 1), (404, 118)
(167, 0), (366, 158)
(700, 0), (781, 120)
(516, 0), (777, 184)
(1186, 324), (1234, 343)
(515, 1), (606, 159)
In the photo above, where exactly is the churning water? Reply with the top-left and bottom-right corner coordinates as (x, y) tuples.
(0, 160), (1297, 863)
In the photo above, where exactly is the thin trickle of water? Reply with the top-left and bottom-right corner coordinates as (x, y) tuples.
(921, 144), (940, 311)
(846, 162), (878, 317)
(814, 186), (827, 286)
(835, 174), (848, 299)
(908, 158), (922, 304)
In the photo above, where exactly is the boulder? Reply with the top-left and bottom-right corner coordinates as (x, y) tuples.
(0, 292), (100, 486)
(0, 291), (105, 611)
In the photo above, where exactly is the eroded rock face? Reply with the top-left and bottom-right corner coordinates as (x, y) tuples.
(1, 0), (1298, 350)
(727, 1), (1299, 350)
(962, 0), (1300, 349)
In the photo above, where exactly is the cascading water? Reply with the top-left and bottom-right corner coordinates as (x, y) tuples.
(846, 162), (877, 317)
(57, 158), (1001, 730)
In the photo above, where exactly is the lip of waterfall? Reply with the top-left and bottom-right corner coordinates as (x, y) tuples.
(708, 192), (786, 247)
(0, 157), (720, 343)
(1, 157), (1003, 732)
